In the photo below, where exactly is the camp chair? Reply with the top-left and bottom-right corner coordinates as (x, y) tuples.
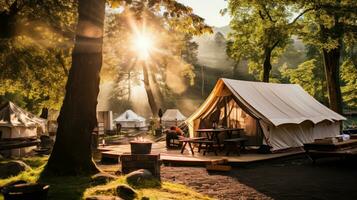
(166, 130), (182, 148)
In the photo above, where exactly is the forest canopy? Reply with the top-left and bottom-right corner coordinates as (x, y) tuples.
(0, 0), (356, 117)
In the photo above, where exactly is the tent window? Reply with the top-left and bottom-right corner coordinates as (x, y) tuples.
(198, 96), (257, 136)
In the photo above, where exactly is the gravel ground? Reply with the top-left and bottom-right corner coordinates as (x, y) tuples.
(160, 156), (357, 200)
(161, 165), (271, 200)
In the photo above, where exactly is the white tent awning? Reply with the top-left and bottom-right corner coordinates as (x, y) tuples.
(114, 110), (145, 122)
(0, 101), (47, 128)
(162, 109), (187, 121)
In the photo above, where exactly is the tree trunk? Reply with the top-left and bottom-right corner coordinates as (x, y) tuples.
(0, 1), (19, 38)
(232, 61), (240, 78)
(45, 0), (105, 175)
(201, 65), (205, 97)
(40, 107), (48, 119)
(149, 68), (164, 108)
(262, 48), (272, 82)
(128, 72), (131, 101)
(143, 64), (159, 117)
(322, 47), (343, 114)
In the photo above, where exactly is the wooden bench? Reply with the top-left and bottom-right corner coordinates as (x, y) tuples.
(180, 137), (209, 155)
(196, 140), (217, 155)
(224, 138), (248, 156)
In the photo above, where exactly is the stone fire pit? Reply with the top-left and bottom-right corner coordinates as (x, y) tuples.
(121, 137), (160, 178)
(130, 141), (152, 154)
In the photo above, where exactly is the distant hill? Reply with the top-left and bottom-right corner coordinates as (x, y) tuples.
(214, 25), (231, 36)
(193, 25), (306, 80)
(193, 25), (251, 80)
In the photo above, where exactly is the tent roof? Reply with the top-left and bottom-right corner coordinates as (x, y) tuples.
(114, 110), (145, 122)
(187, 78), (346, 126)
(162, 109), (187, 121)
(0, 101), (47, 128)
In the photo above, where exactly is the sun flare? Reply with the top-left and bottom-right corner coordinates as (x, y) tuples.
(133, 34), (154, 60)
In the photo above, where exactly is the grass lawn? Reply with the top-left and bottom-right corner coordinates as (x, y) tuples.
(0, 156), (211, 200)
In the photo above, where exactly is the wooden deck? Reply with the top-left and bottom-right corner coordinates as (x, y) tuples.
(304, 139), (357, 163)
(98, 141), (304, 166)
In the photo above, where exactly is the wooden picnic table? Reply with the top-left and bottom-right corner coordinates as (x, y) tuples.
(196, 128), (244, 146)
(180, 137), (207, 155)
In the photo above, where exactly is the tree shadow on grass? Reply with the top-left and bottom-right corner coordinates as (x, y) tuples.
(38, 171), (93, 200)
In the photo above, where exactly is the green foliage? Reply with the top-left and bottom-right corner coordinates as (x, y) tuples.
(295, 0), (357, 51)
(227, 0), (292, 81)
(281, 59), (328, 103)
(0, 0), (77, 113)
(341, 59), (357, 109)
(0, 37), (70, 113)
(227, 0), (356, 110)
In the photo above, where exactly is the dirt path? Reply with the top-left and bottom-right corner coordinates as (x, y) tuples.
(161, 166), (271, 200)
(160, 156), (357, 200)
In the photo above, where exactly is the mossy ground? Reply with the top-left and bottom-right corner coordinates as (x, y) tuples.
(83, 177), (212, 200)
(0, 156), (212, 200)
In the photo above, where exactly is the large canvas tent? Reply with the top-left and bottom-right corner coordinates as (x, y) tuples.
(185, 78), (346, 151)
(0, 101), (46, 139)
(114, 110), (146, 129)
(162, 109), (187, 127)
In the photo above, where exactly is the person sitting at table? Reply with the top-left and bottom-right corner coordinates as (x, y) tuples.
(166, 126), (184, 147)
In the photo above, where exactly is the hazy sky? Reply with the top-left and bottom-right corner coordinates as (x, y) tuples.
(178, 0), (231, 27)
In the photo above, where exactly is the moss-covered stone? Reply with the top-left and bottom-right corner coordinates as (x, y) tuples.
(0, 160), (31, 179)
(91, 173), (118, 186)
(116, 184), (137, 200)
(126, 169), (160, 188)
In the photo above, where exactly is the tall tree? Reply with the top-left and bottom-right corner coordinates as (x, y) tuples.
(340, 59), (357, 109)
(46, 0), (209, 174)
(226, 0), (291, 82)
(103, 1), (209, 117)
(45, 0), (105, 175)
(294, 0), (357, 113)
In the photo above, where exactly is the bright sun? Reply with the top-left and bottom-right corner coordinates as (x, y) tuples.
(133, 34), (153, 60)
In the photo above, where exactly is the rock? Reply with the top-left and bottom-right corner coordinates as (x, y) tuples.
(116, 184), (137, 200)
(141, 197), (150, 200)
(0, 161), (31, 179)
(86, 195), (122, 200)
(91, 173), (117, 185)
(39, 135), (54, 149)
(126, 169), (158, 188)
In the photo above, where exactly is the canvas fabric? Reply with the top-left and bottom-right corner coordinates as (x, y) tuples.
(185, 78), (345, 151)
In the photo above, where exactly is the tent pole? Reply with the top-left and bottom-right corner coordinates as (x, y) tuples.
(224, 96), (228, 127)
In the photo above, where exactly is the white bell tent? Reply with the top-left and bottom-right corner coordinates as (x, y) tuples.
(185, 78), (346, 151)
(114, 110), (146, 129)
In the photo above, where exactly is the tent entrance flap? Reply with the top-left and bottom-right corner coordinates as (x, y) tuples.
(195, 96), (261, 144)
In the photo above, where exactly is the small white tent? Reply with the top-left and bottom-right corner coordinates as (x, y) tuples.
(185, 78), (346, 151)
(162, 109), (187, 127)
(0, 101), (46, 139)
(114, 110), (146, 129)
